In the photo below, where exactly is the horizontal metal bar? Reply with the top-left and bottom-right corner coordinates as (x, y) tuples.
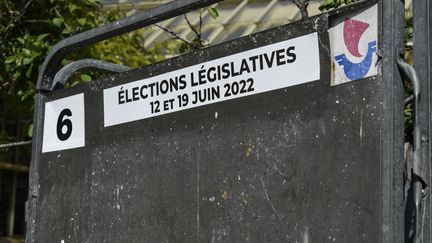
(37, 0), (223, 92)
(0, 161), (29, 173)
(0, 140), (32, 149)
(327, 0), (378, 18)
(0, 236), (25, 242)
(101, 1), (172, 11)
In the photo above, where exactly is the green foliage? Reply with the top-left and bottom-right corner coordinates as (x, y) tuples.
(207, 7), (219, 19)
(0, 0), (103, 142)
(177, 9), (219, 54)
(405, 16), (413, 43)
(404, 10), (414, 134)
(0, 0), (191, 142)
(1, 2), (101, 95)
(404, 103), (414, 127)
(0, 0), (217, 143)
(319, 0), (355, 11)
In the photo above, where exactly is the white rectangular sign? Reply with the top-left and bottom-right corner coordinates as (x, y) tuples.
(42, 93), (85, 153)
(103, 32), (320, 127)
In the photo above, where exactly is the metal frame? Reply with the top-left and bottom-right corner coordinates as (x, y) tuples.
(380, 0), (405, 242)
(36, 0), (222, 92)
(327, 1), (405, 240)
(28, 0), (406, 242)
(397, 56), (428, 243)
(51, 59), (132, 91)
(412, 0), (432, 242)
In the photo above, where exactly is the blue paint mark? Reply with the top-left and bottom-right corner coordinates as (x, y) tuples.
(335, 40), (377, 81)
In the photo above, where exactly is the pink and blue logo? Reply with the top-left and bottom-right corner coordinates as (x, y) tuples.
(334, 19), (377, 81)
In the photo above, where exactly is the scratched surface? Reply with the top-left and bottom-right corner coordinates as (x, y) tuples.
(34, 13), (380, 242)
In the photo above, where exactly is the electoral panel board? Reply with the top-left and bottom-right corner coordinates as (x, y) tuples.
(33, 4), (382, 242)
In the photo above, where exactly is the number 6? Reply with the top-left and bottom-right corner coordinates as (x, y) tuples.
(57, 109), (73, 141)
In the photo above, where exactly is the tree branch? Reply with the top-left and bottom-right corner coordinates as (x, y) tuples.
(3, 0), (11, 18)
(5, 0), (35, 27)
(3, 0), (36, 39)
(54, 6), (71, 29)
(199, 9), (203, 40)
(0, 81), (10, 91)
(183, 14), (200, 37)
(184, 13), (203, 47)
(154, 23), (198, 49)
(19, 0), (34, 17)
(23, 19), (49, 24)
(292, 0), (309, 19)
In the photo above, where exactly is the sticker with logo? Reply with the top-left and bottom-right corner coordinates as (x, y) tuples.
(329, 4), (378, 86)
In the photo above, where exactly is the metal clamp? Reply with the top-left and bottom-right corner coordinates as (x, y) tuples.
(397, 55), (428, 243)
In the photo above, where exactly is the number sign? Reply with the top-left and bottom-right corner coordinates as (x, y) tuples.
(42, 93), (85, 153)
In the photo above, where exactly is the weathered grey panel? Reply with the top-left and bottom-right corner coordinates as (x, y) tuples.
(30, 3), (398, 242)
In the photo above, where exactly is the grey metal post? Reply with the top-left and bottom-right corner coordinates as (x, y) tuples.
(27, 93), (44, 243)
(380, 0), (405, 242)
(412, 0), (431, 242)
